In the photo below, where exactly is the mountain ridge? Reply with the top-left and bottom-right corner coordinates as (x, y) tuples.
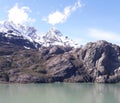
(1, 21), (120, 83)
(0, 21), (79, 49)
(0, 39), (120, 83)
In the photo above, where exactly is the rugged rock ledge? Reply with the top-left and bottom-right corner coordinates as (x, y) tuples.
(0, 40), (120, 83)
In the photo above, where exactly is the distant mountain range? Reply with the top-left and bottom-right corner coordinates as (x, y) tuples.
(0, 21), (120, 83)
(0, 21), (79, 49)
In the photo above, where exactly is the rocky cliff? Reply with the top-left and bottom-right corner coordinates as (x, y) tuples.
(0, 40), (120, 83)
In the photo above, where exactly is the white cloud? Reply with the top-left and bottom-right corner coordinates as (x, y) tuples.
(8, 3), (35, 24)
(88, 28), (120, 42)
(42, 0), (82, 25)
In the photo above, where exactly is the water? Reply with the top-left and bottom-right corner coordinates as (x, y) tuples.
(0, 83), (120, 103)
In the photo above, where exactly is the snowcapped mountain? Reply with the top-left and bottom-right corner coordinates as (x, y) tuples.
(0, 21), (79, 49)
(0, 21), (37, 42)
(40, 27), (78, 47)
(0, 21), (41, 49)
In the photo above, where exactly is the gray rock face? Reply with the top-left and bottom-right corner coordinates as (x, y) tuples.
(1, 40), (120, 83)
(76, 40), (120, 83)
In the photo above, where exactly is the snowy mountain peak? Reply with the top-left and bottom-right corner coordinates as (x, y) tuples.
(0, 21), (41, 49)
(0, 21), (37, 36)
(40, 27), (79, 47)
(0, 21), (38, 42)
(0, 21), (80, 48)
(48, 27), (63, 36)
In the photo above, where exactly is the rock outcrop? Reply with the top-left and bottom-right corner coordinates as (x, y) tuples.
(0, 40), (120, 83)
(76, 40), (120, 83)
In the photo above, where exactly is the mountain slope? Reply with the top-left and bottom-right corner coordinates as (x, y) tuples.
(0, 40), (120, 83)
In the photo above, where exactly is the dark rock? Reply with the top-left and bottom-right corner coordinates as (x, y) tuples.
(49, 46), (64, 54)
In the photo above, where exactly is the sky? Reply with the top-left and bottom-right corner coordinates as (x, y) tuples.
(0, 0), (120, 45)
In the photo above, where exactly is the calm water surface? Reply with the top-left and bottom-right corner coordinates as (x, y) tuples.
(0, 83), (120, 103)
